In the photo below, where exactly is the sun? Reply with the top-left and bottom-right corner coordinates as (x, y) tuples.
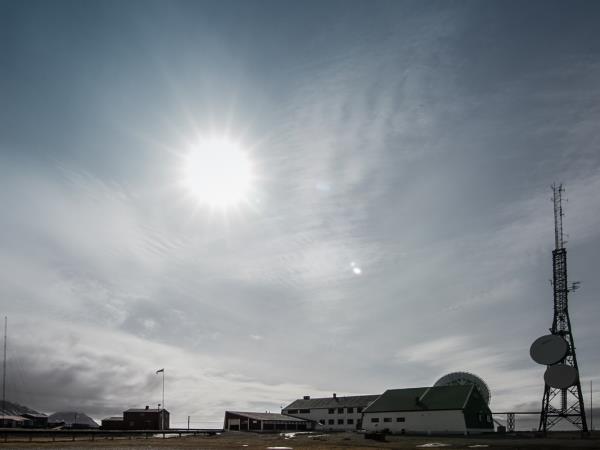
(181, 136), (255, 208)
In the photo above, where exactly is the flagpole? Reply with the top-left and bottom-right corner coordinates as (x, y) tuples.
(156, 368), (165, 430)
(2, 316), (6, 418)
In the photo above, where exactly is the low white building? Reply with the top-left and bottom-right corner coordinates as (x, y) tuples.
(224, 411), (310, 432)
(282, 393), (379, 431)
(362, 385), (494, 435)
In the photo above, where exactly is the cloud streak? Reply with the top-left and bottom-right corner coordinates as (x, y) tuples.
(1, 0), (600, 431)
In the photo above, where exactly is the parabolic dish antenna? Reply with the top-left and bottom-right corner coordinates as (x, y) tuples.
(434, 371), (491, 405)
(530, 334), (569, 366)
(544, 364), (579, 389)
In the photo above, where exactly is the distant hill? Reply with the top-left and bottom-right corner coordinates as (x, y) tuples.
(0, 399), (40, 416)
(48, 411), (99, 428)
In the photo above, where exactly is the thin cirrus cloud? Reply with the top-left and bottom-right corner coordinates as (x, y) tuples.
(1, 0), (600, 430)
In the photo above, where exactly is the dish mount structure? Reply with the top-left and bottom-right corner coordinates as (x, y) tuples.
(534, 184), (588, 432)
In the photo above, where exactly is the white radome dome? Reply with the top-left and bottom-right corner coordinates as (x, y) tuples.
(434, 371), (491, 405)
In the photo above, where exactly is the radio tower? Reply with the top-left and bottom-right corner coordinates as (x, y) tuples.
(539, 184), (588, 432)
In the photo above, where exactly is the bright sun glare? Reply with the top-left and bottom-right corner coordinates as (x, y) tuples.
(182, 137), (255, 208)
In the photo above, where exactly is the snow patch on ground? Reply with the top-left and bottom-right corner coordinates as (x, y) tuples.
(280, 432), (313, 439)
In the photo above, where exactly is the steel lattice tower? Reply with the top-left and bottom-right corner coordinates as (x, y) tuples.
(539, 184), (588, 432)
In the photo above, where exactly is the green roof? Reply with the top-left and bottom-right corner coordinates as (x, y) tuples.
(284, 395), (379, 410)
(363, 385), (475, 413)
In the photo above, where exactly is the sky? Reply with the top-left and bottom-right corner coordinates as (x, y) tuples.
(1, 0), (600, 430)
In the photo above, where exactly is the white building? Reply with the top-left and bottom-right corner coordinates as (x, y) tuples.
(361, 385), (494, 435)
(282, 393), (379, 431)
(223, 411), (311, 432)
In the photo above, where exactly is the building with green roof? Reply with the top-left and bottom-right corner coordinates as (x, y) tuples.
(283, 393), (379, 431)
(362, 385), (493, 435)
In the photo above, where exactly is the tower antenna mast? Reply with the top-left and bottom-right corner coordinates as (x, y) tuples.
(539, 184), (588, 432)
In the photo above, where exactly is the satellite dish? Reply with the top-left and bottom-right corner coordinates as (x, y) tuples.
(544, 364), (579, 389)
(434, 372), (491, 405)
(530, 334), (569, 365)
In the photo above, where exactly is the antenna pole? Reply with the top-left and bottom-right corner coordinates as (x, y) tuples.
(552, 183), (564, 250)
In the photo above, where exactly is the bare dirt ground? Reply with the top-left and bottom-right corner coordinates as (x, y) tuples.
(1, 431), (599, 450)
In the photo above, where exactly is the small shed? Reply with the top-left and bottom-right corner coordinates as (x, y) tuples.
(101, 416), (126, 430)
(224, 411), (312, 432)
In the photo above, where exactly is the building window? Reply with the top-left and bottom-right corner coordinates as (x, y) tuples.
(328, 419), (334, 425)
(328, 409), (335, 414)
(299, 409), (310, 414)
(338, 419), (344, 425)
(287, 409), (298, 414)
(371, 418), (379, 423)
(338, 408), (343, 414)
(319, 420), (325, 425)
(347, 419), (354, 425)
(383, 418), (392, 423)
(347, 407), (354, 413)
(487, 415), (492, 423)
(396, 417), (405, 422)
(357, 407), (363, 413)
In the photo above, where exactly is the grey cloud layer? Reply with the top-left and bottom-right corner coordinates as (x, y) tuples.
(1, 0), (600, 429)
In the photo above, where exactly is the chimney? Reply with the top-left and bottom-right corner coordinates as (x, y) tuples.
(303, 395), (310, 400)
(333, 393), (337, 399)
(145, 405), (149, 410)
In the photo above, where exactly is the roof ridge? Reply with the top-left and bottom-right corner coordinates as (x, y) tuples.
(293, 394), (377, 399)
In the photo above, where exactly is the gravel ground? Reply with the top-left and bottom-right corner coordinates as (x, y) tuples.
(0, 431), (599, 450)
